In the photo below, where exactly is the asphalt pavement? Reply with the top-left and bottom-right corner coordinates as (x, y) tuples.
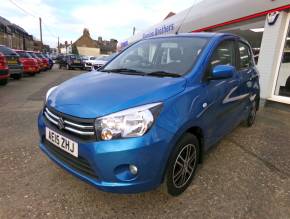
(0, 67), (290, 218)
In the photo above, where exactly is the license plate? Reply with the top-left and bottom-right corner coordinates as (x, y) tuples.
(8, 60), (17, 64)
(74, 60), (80, 63)
(45, 127), (78, 157)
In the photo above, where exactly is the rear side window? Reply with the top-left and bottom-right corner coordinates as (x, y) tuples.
(210, 40), (236, 69)
(0, 46), (17, 55)
(238, 42), (253, 69)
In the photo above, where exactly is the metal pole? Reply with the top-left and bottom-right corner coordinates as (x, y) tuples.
(39, 17), (43, 44)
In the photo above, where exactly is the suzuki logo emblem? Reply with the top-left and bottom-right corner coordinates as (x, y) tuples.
(57, 117), (65, 130)
(267, 11), (279, 25)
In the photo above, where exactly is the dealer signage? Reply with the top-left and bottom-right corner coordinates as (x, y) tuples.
(267, 11), (280, 25)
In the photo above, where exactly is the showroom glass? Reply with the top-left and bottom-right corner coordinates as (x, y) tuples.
(275, 21), (290, 98)
(103, 37), (209, 76)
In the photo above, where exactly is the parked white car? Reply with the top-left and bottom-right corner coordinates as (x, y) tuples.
(92, 54), (117, 70)
(83, 56), (98, 70)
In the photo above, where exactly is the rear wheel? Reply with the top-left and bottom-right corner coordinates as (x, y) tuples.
(0, 78), (8, 86)
(163, 133), (200, 196)
(244, 101), (257, 127)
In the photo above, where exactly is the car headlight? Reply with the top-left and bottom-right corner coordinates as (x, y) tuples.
(95, 102), (163, 140)
(45, 86), (58, 103)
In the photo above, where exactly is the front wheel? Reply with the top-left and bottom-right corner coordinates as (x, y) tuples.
(163, 133), (200, 196)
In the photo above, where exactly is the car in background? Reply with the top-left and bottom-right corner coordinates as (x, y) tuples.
(92, 53), (117, 70)
(0, 51), (9, 85)
(83, 56), (97, 70)
(14, 50), (39, 76)
(27, 51), (44, 72)
(0, 45), (23, 80)
(58, 54), (84, 70)
(35, 52), (50, 71)
(43, 54), (54, 70)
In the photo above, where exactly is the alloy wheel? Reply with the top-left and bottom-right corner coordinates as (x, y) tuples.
(172, 144), (197, 188)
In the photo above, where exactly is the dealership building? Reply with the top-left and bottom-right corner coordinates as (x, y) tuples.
(120, 0), (290, 106)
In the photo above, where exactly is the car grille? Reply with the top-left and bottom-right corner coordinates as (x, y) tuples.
(44, 139), (98, 179)
(43, 106), (96, 141)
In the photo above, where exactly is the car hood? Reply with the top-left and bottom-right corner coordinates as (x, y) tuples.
(93, 60), (107, 65)
(47, 71), (186, 118)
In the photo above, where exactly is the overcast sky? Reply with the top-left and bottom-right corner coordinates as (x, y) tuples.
(1, 0), (194, 47)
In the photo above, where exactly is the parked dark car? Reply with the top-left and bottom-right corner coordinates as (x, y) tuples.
(58, 54), (84, 70)
(0, 45), (23, 80)
(43, 54), (54, 69)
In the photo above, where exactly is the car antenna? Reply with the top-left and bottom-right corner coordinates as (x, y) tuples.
(175, 4), (195, 35)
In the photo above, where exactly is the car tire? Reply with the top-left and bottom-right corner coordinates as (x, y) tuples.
(0, 78), (8, 86)
(163, 133), (200, 196)
(66, 64), (71, 70)
(244, 100), (257, 127)
(11, 73), (22, 80)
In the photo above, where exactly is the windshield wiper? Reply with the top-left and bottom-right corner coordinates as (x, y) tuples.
(100, 68), (146, 76)
(146, 71), (181, 78)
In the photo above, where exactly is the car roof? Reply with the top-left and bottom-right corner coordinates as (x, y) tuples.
(143, 32), (241, 40)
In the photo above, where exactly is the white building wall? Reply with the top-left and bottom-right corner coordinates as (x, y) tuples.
(258, 11), (289, 101)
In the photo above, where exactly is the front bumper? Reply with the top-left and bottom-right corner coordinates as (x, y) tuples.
(38, 112), (173, 193)
(8, 65), (23, 75)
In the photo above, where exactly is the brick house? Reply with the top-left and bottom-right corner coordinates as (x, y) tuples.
(70, 28), (117, 56)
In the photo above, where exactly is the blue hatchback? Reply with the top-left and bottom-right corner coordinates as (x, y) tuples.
(38, 33), (260, 196)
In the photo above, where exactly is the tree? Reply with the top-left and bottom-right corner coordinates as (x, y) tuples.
(72, 44), (78, 55)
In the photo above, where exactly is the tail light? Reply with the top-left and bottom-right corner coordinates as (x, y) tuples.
(0, 52), (8, 69)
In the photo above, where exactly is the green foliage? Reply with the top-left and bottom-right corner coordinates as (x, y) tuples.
(72, 44), (78, 55)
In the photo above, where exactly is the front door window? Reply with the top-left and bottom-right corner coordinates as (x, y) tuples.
(274, 21), (290, 98)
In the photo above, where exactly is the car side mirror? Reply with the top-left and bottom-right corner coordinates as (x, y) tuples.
(209, 65), (235, 80)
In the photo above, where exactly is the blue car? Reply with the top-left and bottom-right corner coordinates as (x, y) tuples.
(38, 33), (260, 196)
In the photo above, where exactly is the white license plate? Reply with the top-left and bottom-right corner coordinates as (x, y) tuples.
(46, 127), (78, 157)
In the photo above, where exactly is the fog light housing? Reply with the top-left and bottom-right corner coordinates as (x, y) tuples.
(129, 164), (138, 175)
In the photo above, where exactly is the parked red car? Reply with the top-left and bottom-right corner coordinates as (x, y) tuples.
(27, 51), (45, 71)
(34, 52), (49, 70)
(0, 52), (9, 85)
(14, 50), (39, 76)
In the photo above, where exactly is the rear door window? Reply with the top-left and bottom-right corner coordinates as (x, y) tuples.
(238, 42), (253, 69)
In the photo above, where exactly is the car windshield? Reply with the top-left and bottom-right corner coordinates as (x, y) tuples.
(17, 51), (31, 58)
(103, 37), (208, 76)
(90, 57), (96, 60)
(0, 46), (17, 56)
(98, 56), (109, 61)
(69, 55), (78, 59)
(29, 53), (38, 58)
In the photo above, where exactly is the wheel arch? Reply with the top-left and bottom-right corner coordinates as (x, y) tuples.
(161, 125), (205, 183)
